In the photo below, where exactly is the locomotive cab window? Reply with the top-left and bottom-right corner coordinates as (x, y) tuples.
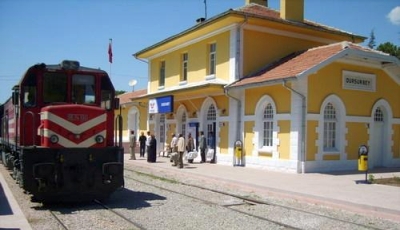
(101, 76), (114, 110)
(23, 72), (37, 107)
(23, 86), (36, 107)
(43, 72), (67, 104)
(72, 74), (95, 104)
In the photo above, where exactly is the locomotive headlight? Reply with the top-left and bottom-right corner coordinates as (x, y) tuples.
(95, 135), (105, 144)
(50, 135), (59, 144)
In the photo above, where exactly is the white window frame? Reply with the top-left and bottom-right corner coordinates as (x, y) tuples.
(209, 43), (216, 76)
(263, 104), (274, 147)
(316, 95), (346, 160)
(182, 53), (188, 82)
(159, 61), (165, 87)
(254, 95), (278, 156)
(323, 103), (337, 151)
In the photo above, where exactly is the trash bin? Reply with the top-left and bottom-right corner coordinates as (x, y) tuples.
(233, 140), (244, 166)
(358, 145), (368, 171)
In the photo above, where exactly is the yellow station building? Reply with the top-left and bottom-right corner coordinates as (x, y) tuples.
(118, 0), (400, 173)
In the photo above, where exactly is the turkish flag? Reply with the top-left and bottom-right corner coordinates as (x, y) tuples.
(108, 41), (113, 63)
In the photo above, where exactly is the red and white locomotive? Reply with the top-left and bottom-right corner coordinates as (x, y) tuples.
(0, 60), (124, 202)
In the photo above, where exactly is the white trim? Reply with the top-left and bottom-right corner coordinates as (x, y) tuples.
(126, 106), (140, 142)
(41, 112), (106, 133)
(229, 26), (237, 82)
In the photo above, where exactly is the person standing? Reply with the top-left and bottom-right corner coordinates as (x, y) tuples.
(208, 131), (215, 163)
(177, 133), (185, 168)
(170, 134), (178, 166)
(186, 133), (194, 152)
(129, 130), (136, 160)
(199, 131), (207, 163)
(171, 134), (178, 153)
(139, 132), (146, 157)
(148, 134), (157, 163)
(146, 131), (151, 159)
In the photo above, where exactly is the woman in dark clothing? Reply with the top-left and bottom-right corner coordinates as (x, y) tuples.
(148, 134), (157, 163)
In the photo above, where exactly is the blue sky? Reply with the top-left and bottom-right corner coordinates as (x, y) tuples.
(0, 0), (399, 103)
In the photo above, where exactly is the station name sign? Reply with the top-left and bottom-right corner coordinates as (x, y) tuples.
(342, 70), (376, 92)
(149, 95), (174, 114)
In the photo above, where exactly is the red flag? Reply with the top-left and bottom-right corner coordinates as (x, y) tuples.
(108, 39), (113, 63)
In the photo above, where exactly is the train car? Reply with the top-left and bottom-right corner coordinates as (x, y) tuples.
(0, 60), (124, 202)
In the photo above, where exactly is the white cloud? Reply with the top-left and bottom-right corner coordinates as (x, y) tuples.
(387, 6), (400, 25)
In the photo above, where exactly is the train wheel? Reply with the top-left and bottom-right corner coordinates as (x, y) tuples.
(17, 171), (24, 188)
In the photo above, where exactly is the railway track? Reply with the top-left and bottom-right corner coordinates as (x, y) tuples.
(1, 163), (395, 230)
(124, 168), (387, 230)
(45, 200), (144, 230)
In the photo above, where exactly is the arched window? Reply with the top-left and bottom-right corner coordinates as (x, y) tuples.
(374, 107), (384, 122)
(207, 104), (217, 121)
(181, 112), (187, 138)
(323, 103), (337, 151)
(254, 95), (277, 154)
(263, 104), (274, 147)
(206, 104), (216, 149)
(159, 114), (166, 143)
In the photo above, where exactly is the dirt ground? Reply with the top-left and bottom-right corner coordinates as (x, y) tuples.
(373, 177), (400, 187)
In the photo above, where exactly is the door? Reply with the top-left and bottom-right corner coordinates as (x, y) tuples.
(370, 107), (385, 168)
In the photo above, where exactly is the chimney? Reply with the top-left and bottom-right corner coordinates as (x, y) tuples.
(280, 0), (304, 22)
(196, 17), (205, 24)
(245, 0), (268, 7)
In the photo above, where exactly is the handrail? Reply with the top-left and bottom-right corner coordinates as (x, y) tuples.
(114, 115), (123, 147)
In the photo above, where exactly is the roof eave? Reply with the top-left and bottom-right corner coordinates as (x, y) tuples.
(134, 82), (226, 100)
(134, 7), (365, 59)
(226, 76), (298, 90)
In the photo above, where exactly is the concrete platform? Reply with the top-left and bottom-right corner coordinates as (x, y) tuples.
(125, 153), (400, 223)
(0, 171), (32, 230)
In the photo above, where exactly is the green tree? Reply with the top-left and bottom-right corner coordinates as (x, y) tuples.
(377, 42), (400, 60)
(115, 90), (126, 95)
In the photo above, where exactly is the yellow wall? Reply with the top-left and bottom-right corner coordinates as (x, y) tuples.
(219, 123), (229, 154)
(307, 62), (400, 162)
(149, 31), (231, 93)
(277, 120), (291, 159)
(306, 120), (318, 161)
(214, 95), (229, 116)
(346, 123), (369, 160)
(242, 29), (323, 77)
(308, 63), (400, 117)
(244, 85), (291, 115)
(244, 121), (255, 156)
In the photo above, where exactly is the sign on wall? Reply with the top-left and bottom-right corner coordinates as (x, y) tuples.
(149, 95), (174, 114)
(342, 70), (376, 92)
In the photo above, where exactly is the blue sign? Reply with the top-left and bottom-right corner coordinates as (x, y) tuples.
(189, 122), (198, 127)
(149, 95), (174, 114)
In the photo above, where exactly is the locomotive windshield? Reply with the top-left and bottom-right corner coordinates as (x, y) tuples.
(72, 74), (95, 104)
(43, 72), (67, 103)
